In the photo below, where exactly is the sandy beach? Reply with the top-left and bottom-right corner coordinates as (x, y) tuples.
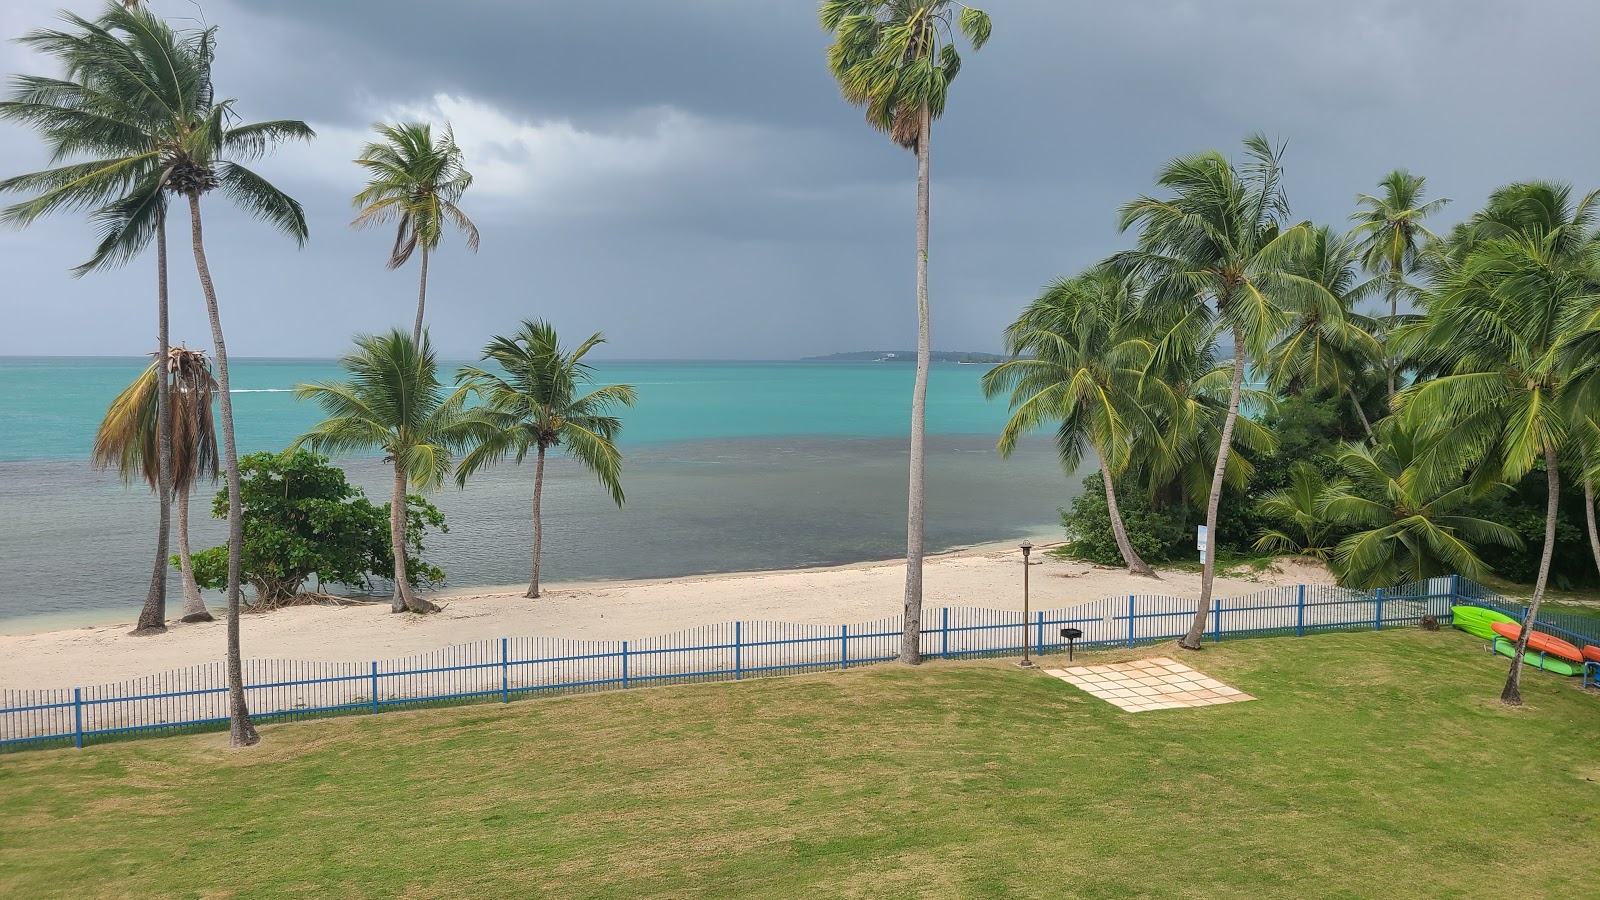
(0, 540), (1335, 691)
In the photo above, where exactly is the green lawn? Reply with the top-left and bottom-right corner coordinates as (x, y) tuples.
(2, 629), (1598, 899)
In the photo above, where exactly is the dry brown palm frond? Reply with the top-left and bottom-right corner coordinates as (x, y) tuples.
(91, 345), (220, 493)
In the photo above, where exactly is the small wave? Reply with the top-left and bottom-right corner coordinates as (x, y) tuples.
(230, 388), (293, 393)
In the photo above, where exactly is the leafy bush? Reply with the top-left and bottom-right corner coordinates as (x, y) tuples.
(189, 450), (447, 607)
(1058, 475), (1189, 566)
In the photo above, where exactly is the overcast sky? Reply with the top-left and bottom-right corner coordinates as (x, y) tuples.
(1, 1), (1596, 360)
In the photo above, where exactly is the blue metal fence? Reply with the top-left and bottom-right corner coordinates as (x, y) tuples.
(1, 575), (1591, 753)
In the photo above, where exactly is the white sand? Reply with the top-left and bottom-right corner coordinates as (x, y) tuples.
(0, 541), (1333, 691)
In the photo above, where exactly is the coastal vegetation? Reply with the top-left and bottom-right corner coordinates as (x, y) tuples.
(189, 450), (447, 608)
(455, 321), (636, 600)
(2, 630), (1596, 896)
(821, 0), (992, 664)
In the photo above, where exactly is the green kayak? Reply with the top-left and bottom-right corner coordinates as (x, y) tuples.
(1492, 637), (1584, 676)
(1452, 605), (1518, 640)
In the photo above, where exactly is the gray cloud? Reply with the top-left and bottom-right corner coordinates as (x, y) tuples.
(2, 0), (1598, 359)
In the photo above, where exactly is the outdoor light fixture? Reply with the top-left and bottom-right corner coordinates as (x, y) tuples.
(1018, 541), (1035, 668)
(1060, 627), (1083, 662)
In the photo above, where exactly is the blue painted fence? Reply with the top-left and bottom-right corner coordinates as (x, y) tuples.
(1, 575), (1591, 752)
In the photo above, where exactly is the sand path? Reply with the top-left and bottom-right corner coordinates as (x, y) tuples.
(0, 541), (1333, 691)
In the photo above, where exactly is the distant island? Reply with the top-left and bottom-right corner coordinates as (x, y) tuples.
(802, 350), (1011, 364)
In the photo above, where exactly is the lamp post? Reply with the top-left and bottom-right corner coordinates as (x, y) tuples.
(1018, 541), (1035, 668)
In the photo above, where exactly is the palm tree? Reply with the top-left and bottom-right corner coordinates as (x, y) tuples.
(92, 346), (219, 622)
(455, 321), (637, 598)
(1116, 134), (1336, 650)
(1350, 171), (1449, 402)
(295, 330), (477, 614)
(983, 268), (1160, 577)
(1252, 463), (1345, 562)
(1321, 419), (1521, 588)
(351, 122), (478, 344)
(1, 4), (313, 746)
(1262, 226), (1384, 438)
(1398, 182), (1598, 704)
(821, 0), (991, 664)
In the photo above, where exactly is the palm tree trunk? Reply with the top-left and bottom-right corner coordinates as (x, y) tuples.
(1346, 385), (1374, 439)
(133, 219), (173, 635)
(412, 243), (429, 346)
(1501, 445), (1560, 706)
(1094, 445), (1157, 578)
(1585, 478), (1600, 580)
(527, 445), (546, 599)
(1181, 328), (1247, 650)
(389, 464), (439, 614)
(186, 193), (257, 748)
(177, 488), (212, 622)
(1385, 274), (1399, 403)
(900, 102), (932, 666)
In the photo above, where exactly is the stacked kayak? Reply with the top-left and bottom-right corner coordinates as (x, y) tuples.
(1450, 605), (1518, 639)
(1489, 621), (1586, 677)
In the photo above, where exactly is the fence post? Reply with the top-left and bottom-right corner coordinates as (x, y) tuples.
(1128, 595), (1136, 649)
(1375, 588), (1384, 632)
(735, 622), (743, 680)
(500, 638), (510, 704)
(1037, 611), (1044, 656)
(73, 688), (84, 749)
(1452, 573), (1460, 605)
(622, 642), (630, 689)
(1296, 584), (1306, 638)
(840, 625), (848, 670)
(369, 662), (379, 715)
(942, 608), (950, 659)
(1212, 600), (1222, 643)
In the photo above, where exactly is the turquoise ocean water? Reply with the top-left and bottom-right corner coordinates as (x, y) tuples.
(0, 358), (1077, 631)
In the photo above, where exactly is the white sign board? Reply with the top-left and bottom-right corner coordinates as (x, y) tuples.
(1196, 525), (1209, 563)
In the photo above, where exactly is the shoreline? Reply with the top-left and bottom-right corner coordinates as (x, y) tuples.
(0, 539), (1334, 692)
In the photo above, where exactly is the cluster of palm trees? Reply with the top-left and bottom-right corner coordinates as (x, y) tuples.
(986, 135), (1600, 706)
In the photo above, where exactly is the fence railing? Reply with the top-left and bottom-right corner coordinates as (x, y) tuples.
(2, 575), (1592, 752)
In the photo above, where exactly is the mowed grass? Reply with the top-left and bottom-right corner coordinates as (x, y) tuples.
(2, 630), (1598, 899)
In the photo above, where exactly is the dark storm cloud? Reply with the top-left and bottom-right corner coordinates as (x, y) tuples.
(2, 1), (1599, 359)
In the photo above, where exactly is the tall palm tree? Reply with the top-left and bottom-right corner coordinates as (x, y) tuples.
(983, 268), (1160, 577)
(92, 346), (219, 622)
(295, 330), (477, 614)
(1321, 418), (1520, 587)
(1398, 182), (1598, 704)
(351, 122), (478, 344)
(1116, 134), (1336, 650)
(1262, 226), (1384, 438)
(1350, 171), (1449, 401)
(455, 321), (637, 599)
(821, 0), (991, 664)
(0, 4), (313, 746)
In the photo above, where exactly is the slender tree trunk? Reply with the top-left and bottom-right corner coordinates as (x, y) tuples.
(177, 488), (212, 622)
(1346, 385), (1374, 439)
(1385, 274), (1399, 404)
(1094, 445), (1157, 578)
(1585, 478), (1600, 580)
(900, 103), (932, 665)
(412, 244), (430, 346)
(187, 194), (257, 747)
(133, 220), (173, 635)
(389, 464), (439, 614)
(527, 445), (546, 599)
(1501, 446), (1560, 706)
(1181, 327), (1247, 650)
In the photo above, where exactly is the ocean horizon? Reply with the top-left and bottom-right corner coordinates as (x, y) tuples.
(0, 357), (1078, 632)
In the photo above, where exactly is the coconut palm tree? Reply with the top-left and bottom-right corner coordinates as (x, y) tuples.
(92, 346), (219, 622)
(295, 330), (477, 614)
(821, 0), (991, 664)
(351, 122), (478, 344)
(983, 268), (1160, 577)
(1321, 419), (1521, 588)
(1, 3), (313, 745)
(1350, 171), (1449, 401)
(1116, 134), (1336, 650)
(1251, 463), (1346, 562)
(455, 321), (637, 599)
(1398, 181), (1598, 704)
(1262, 226), (1384, 438)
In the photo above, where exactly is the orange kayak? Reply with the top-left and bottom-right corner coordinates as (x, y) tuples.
(1584, 644), (1600, 664)
(1490, 622), (1584, 663)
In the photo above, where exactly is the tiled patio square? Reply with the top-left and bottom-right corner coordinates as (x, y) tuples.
(1041, 657), (1255, 713)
